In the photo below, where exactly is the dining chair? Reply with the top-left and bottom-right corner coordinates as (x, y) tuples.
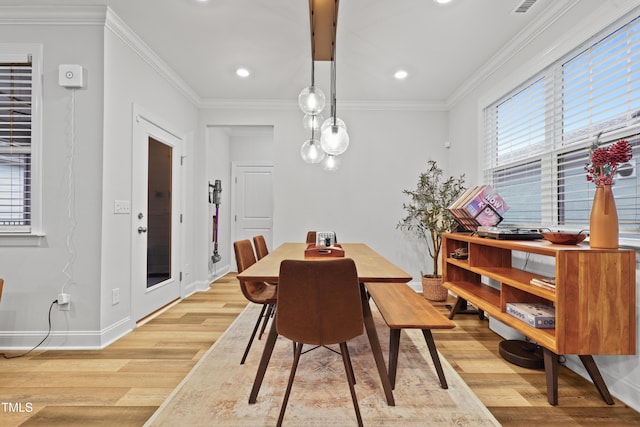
(275, 258), (364, 427)
(233, 240), (277, 364)
(305, 231), (316, 244)
(253, 235), (269, 260)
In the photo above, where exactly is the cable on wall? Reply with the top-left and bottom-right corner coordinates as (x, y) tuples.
(0, 300), (56, 359)
(60, 87), (77, 296)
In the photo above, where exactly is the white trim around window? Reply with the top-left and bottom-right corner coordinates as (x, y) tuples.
(0, 43), (44, 246)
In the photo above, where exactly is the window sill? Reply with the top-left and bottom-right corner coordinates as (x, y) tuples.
(0, 232), (46, 247)
(617, 237), (640, 251)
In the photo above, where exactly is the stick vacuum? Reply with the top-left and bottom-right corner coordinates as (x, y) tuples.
(211, 180), (222, 264)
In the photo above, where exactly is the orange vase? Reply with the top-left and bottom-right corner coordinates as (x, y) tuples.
(589, 184), (619, 249)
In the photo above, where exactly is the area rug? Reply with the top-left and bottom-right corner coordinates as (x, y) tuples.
(145, 303), (500, 426)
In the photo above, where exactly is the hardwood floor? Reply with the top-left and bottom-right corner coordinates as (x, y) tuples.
(1, 273), (638, 426)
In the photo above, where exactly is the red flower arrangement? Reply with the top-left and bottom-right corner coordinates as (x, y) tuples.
(585, 135), (633, 186)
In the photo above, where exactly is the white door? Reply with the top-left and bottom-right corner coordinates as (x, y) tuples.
(232, 163), (274, 268)
(132, 111), (182, 322)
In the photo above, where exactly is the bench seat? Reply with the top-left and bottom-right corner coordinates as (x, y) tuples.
(365, 282), (455, 389)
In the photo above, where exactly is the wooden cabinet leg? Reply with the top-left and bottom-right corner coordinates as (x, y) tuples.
(448, 297), (483, 320)
(542, 347), (558, 405)
(579, 355), (614, 405)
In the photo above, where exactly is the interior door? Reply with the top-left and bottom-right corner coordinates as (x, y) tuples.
(232, 163), (274, 269)
(132, 112), (182, 322)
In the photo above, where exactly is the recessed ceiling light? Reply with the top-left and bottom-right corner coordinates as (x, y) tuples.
(434, 0), (453, 4)
(394, 70), (408, 80)
(236, 68), (250, 78)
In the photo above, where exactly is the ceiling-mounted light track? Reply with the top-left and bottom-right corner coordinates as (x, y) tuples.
(309, 0), (339, 61)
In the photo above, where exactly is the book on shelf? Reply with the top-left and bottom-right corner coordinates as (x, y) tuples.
(448, 185), (510, 231)
(506, 302), (556, 329)
(530, 276), (556, 291)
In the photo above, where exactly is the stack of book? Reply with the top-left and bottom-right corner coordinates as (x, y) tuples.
(448, 185), (509, 231)
(530, 276), (556, 292)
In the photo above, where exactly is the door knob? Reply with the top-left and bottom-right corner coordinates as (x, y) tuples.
(138, 226), (147, 234)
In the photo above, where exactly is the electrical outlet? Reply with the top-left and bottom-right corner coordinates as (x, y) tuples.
(58, 293), (71, 311)
(112, 288), (120, 305)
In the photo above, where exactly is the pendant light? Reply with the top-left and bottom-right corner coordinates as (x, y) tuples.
(321, 154), (341, 172)
(298, 56), (325, 115)
(303, 112), (324, 131)
(300, 0), (348, 169)
(319, 2), (349, 157)
(300, 128), (326, 164)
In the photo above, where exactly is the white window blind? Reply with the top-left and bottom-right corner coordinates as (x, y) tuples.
(484, 14), (640, 236)
(0, 55), (32, 232)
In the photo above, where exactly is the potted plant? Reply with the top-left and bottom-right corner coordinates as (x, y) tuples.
(398, 160), (466, 301)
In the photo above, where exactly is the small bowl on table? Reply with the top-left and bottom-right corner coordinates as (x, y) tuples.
(539, 229), (588, 245)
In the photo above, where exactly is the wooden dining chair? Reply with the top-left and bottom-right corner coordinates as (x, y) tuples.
(253, 235), (269, 260)
(275, 258), (364, 427)
(233, 240), (277, 364)
(305, 231), (316, 244)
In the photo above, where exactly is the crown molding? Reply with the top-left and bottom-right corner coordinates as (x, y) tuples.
(0, 5), (107, 25)
(199, 98), (446, 112)
(445, 0), (581, 109)
(475, 0), (640, 111)
(0, 5), (201, 107)
(104, 8), (201, 106)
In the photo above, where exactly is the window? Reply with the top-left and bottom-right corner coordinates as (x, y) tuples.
(0, 46), (41, 236)
(483, 14), (640, 237)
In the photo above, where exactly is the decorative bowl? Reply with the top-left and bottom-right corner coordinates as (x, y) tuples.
(540, 230), (588, 245)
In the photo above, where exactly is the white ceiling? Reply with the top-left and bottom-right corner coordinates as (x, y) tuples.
(7, 0), (561, 105)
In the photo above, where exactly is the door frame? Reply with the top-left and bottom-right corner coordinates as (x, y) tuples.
(230, 161), (274, 269)
(131, 104), (184, 322)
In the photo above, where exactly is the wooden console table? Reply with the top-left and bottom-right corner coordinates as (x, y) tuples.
(442, 232), (636, 405)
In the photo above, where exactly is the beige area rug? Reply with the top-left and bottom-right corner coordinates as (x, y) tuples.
(145, 303), (500, 427)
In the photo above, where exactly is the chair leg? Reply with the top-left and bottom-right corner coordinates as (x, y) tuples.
(341, 342), (357, 385)
(340, 342), (363, 427)
(258, 303), (274, 340)
(277, 342), (304, 427)
(240, 304), (268, 365)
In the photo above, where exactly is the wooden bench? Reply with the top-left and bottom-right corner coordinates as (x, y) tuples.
(365, 282), (456, 389)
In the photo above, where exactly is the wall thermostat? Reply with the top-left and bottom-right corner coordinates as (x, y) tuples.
(58, 64), (84, 88)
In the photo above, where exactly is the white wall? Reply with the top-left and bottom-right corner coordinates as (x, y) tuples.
(203, 126), (232, 282)
(0, 8), (106, 348)
(199, 105), (450, 285)
(100, 10), (199, 340)
(0, 6), (199, 349)
(448, 0), (640, 412)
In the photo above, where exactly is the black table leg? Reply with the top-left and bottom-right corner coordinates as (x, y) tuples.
(360, 284), (396, 406)
(249, 312), (279, 404)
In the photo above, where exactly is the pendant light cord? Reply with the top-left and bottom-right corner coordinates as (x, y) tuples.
(331, 0), (338, 126)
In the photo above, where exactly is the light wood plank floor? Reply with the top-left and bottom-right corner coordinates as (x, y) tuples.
(1, 273), (638, 426)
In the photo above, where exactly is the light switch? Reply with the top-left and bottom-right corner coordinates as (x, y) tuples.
(114, 200), (131, 214)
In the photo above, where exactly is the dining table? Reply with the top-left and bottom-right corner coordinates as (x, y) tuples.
(237, 242), (412, 406)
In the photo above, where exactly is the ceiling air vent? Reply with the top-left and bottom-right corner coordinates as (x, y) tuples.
(512, 0), (537, 14)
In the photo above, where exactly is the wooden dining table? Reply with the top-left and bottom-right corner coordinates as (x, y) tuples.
(237, 242), (412, 406)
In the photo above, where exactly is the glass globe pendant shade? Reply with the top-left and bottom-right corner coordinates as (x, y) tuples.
(298, 86), (326, 115)
(320, 117), (349, 156)
(303, 112), (324, 132)
(300, 138), (326, 164)
(321, 154), (341, 172)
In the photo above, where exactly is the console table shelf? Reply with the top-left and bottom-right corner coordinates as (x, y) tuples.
(442, 232), (636, 405)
